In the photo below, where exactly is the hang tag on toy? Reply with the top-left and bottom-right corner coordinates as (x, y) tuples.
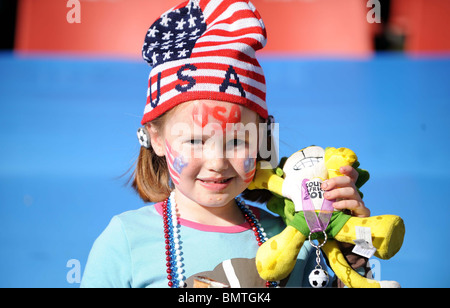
(300, 179), (334, 233)
(297, 179), (324, 212)
(352, 226), (376, 258)
(307, 179), (325, 210)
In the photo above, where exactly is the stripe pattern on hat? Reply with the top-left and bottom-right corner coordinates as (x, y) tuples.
(141, 0), (268, 124)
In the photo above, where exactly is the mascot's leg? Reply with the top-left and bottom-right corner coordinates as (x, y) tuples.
(322, 240), (400, 288)
(334, 215), (405, 259)
(256, 225), (306, 281)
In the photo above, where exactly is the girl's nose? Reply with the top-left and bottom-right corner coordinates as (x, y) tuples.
(204, 155), (229, 172)
(203, 142), (229, 172)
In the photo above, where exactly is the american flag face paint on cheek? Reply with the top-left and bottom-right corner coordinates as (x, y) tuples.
(165, 140), (188, 186)
(243, 156), (256, 184)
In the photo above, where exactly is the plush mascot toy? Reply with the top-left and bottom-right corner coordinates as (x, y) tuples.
(248, 146), (405, 288)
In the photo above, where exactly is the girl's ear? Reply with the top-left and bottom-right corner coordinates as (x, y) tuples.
(147, 124), (165, 157)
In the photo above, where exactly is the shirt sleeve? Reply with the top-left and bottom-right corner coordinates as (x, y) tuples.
(80, 216), (133, 288)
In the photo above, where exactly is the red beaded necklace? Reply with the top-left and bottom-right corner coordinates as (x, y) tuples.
(162, 192), (278, 288)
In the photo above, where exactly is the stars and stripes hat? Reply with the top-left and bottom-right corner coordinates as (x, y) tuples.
(141, 0), (268, 125)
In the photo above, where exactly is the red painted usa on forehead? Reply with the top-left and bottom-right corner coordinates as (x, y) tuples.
(141, 0), (268, 125)
(192, 103), (241, 131)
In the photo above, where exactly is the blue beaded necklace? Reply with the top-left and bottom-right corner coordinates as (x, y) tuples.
(162, 191), (278, 288)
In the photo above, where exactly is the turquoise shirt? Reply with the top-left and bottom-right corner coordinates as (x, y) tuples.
(81, 203), (321, 288)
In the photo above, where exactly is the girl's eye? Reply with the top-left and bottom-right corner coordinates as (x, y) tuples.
(229, 139), (245, 147)
(234, 139), (244, 146)
(190, 139), (203, 145)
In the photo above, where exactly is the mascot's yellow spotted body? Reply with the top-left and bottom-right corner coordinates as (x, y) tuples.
(248, 146), (405, 288)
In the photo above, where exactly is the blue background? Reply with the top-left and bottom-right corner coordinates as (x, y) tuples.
(0, 52), (449, 287)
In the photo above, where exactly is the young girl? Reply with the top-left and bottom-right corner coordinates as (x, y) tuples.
(81, 0), (369, 288)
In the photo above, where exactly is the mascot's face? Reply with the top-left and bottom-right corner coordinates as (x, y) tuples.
(282, 146), (328, 182)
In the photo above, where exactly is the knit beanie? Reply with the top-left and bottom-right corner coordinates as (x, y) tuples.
(141, 0), (268, 125)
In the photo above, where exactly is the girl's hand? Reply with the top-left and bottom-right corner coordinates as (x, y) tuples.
(321, 165), (370, 218)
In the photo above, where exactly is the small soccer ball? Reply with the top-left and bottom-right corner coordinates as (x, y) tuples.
(137, 127), (150, 148)
(308, 268), (329, 288)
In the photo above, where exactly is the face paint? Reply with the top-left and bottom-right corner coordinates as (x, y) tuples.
(243, 156), (256, 183)
(165, 140), (188, 185)
(192, 102), (241, 131)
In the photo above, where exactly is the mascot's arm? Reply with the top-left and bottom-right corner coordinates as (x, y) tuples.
(324, 147), (370, 198)
(322, 240), (401, 288)
(248, 161), (285, 197)
(324, 147), (357, 178)
(322, 240), (382, 288)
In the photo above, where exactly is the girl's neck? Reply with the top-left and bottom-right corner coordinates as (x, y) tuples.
(172, 190), (245, 227)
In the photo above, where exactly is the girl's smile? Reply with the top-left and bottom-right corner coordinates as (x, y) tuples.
(196, 176), (234, 191)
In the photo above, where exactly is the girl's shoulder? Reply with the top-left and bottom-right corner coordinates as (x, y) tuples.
(112, 202), (164, 233)
(115, 202), (161, 221)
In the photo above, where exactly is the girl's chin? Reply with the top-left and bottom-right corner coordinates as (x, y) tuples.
(193, 190), (234, 206)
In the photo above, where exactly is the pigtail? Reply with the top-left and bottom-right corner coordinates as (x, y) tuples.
(131, 106), (183, 203)
(132, 145), (172, 203)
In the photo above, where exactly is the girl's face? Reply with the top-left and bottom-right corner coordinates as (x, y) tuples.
(150, 100), (260, 208)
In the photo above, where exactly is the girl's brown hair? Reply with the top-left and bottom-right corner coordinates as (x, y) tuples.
(131, 109), (174, 203)
(131, 109), (274, 204)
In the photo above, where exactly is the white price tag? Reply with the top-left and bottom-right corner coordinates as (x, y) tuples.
(352, 226), (376, 258)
